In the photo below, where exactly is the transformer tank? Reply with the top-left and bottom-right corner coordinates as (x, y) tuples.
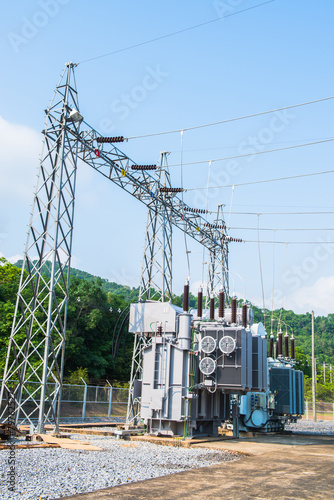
(128, 299), (304, 437)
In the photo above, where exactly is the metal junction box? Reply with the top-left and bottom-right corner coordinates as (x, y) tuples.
(129, 302), (183, 334)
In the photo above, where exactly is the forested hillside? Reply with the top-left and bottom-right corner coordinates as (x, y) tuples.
(1, 258), (333, 399)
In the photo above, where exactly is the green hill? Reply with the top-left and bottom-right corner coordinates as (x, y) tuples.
(1, 258), (333, 398)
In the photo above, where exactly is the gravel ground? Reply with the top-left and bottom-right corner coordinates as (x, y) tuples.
(0, 434), (238, 500)
(2, 419), (333, 499)
(285, 418), (334, 435)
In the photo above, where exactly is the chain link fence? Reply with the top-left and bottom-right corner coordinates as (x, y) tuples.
(0, 380), (129, 423)
(304, 401), (334, 421)
(2, 379), (334, 423)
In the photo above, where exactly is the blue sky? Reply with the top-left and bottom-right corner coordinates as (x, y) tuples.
(1, 0), (334, 316)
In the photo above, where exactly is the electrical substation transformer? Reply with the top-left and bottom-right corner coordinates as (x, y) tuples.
(128, 284), (304, 437)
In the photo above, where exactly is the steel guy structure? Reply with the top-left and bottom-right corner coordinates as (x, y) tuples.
(0, 63), (230, 432)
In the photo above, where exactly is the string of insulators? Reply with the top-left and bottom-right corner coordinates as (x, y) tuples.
(160, 187), (184, 193)
(231, 297), (237, 324)
(290, 336), (295, 360)
(284, 333), (289, 358)
(96, 136), (125, 143)
(204, 223), (226, 229)
(183, 279), (189, 312)
(277, 331), (283, 357)
(131, 164), (157, 170)
(209, 295), (215, 321)
(223, 236), (243, 243)
(242, 303), (247, 328)
(269, 334), (274, 358)
(218, 289), (225, 319)
(184, 207), (208, 214)
(197, 287), (203, 318)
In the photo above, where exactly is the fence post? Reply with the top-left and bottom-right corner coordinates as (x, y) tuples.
(107, 380), (113, 419)
(81, 378), (87, 421)
(53, 382), (59, 420)
(306, 400), (309, 421)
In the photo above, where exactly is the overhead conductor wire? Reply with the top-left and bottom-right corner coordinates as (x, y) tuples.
(279, 243), (288, 329)
(257, 214), (266, 325)
(175, 138), (334, 171)
(227, 185), (235, 228)
(79, 1), (275, 65)
(201, 161), (212, 285)
(271, 230), (275, 334)
(180, 130), (190, 279)
(128, 97), (334, 140)
(186, 167), (334, 191)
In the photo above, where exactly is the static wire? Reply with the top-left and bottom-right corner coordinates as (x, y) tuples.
(78, 1), (275, 65)
(180, 130), (191, 279)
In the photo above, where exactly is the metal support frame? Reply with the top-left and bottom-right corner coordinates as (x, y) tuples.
(0, 63), (81, 433)
(126, 333), (151, 423)
(139, 152), (172, 302)
(206, 204), (229, 307)
(0, 63), (230, 431)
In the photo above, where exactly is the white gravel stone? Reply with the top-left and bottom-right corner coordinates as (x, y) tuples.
(0, 434), (238, 499)
(285, 418), (334, 435)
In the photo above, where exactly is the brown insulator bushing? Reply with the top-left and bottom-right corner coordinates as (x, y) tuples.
(183, 280), (189, 312)
(242, 303), (247, 328)
(157, 324), (163, 336)
(269, 335), (274, 358)
(284, 333), (289, 358)
(197, 288), (203, 318)
(274, 340), (278, 359)
(209, 296), (215, 321)
(277, 331), (283, 357)
(290, 336), (295, 360)
(218, 289), (225, 319)
(231, 297), (237, 324)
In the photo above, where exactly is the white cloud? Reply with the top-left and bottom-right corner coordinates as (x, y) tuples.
(0, 116), (41, 203)
(0, 251), (23, 263)
(287, 275), (334, 316)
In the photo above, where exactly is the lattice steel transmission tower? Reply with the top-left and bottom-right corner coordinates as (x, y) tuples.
(0, 62), (234, 431)
(206, 204), (229, 306)
(139, 151), (172, 302)
(0, 63), (82, 432)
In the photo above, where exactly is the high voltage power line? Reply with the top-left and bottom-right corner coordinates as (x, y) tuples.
(229, 227), (334, 231)
(128, 96), (334, 140)
(79, 1), (275, 64)
(185, 167), (334, 190)
(168, 138), (334, 169)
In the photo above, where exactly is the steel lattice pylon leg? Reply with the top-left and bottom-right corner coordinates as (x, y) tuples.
(0, 62), (82, 432)
(127, 152), (172, 423)
(206, 204), (229, 307)
(126, 333), (148, 424)
(138, 152), (172, 302)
